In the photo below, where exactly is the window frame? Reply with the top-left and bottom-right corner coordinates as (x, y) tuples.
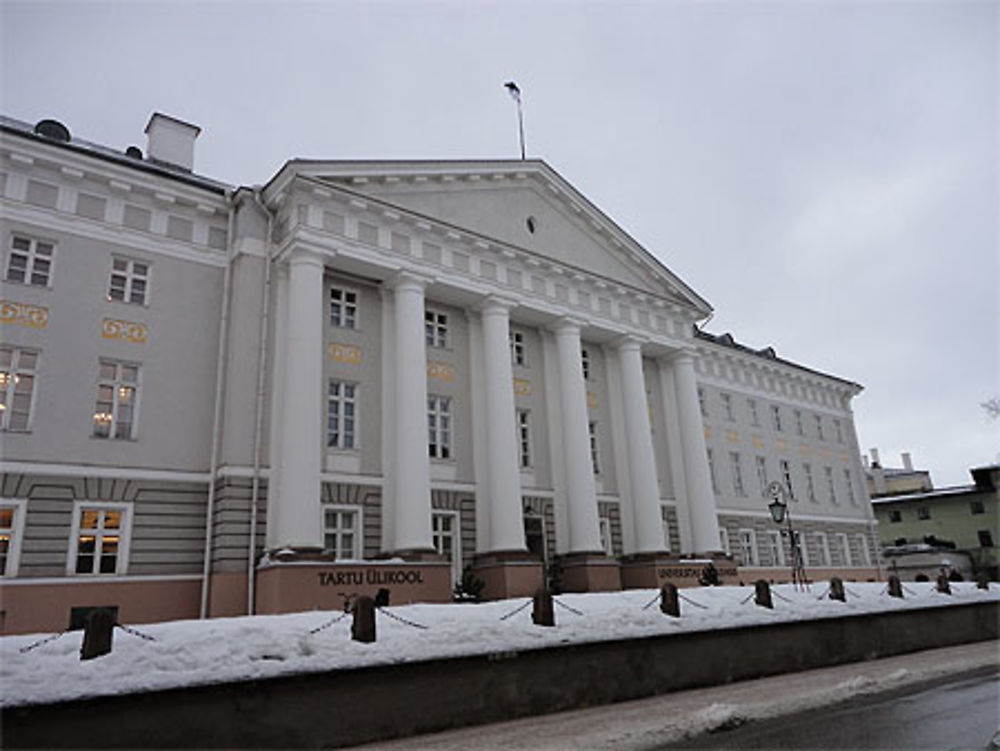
(581, 348), (591, 381)
(770, 404), (783, 432)
(720, 392), (734, 422)
(107, 256), (150, 306)
(660, 505), (672, 552)
(917, 506), (931, 520)
(66, 501), (132, 576)
(718, 528), (731, 555)
(856, 533), (872, 566)
(766, 529), (785, 567)
(92, 360), (141, 440)
(813, 414), (824, 441)
(729, 450), (746, 496)
(970, 500), (985, 515)
(748, 398), (760, 427)
(707, 448), (719, 494)
(738, 528), (759, 566)
(327, 379), (359, 450)
(824, 465), (837, 505)
(516, 408), (532, 469)
(814, 531), (831, 566)
(844, 468), (857, 506)
(888, 509), (902, 523)
(424, 308), (449, 349)
(803, 462), (817, 502)
(599, 516), (614, 557)
(837, 532), (851, 566)
(588, 421), (601, 474)
(427, 395), (452, 460)
(780, 459), (795, 501)
(509, 329), (527, 367)
(322, 504), (362, 560)
(793, 409), (804, 436)
(0, 346), (39, 432)
(0, 498), (28, 577)
(432, 510), (462, 581)
(755, 455), (768, 498)
(5, 234), (55, 288)
(329, 284), (359, 329)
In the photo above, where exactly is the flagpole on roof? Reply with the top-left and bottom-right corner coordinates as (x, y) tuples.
(504, 81), (526, 160)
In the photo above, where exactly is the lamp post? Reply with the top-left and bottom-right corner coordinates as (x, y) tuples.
(766, 481), (809, 591)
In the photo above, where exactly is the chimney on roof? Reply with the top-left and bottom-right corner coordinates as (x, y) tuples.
(144, 112), (200, 172)
(901, 452), (913, 471)
(869, 448), (881, 468)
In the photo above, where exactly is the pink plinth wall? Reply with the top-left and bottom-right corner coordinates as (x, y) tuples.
(558, 554), (622, 592)
(471, 557), (545, 600)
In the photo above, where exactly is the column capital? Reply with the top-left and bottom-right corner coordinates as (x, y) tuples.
(386, 269), (434, 293)
(659, 347), (698, 367)
(288, 245), (327, 269)
(548, 316), (587, 337)
(475, 294), (518, 315)
(612, 334), (649, 354)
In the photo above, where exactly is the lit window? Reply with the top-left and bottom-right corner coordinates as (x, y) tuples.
(721, 392), (734, 421)
(327, 380), (357, 449)
(92, 361), (139, 440)
(748, 398), (760, 427)
(730, 451), (745, 496)
(581, 348), (590, 381)
(70, 503), (129, 575)
(330, 286), (358, 328)
(427, 396), (451, 459)
(5, 235), (54, 287)
(771, 405), (783, 432)
(107, 257), (149, 305)
(509, 330), (526, 367)
(738, 529), (759, 566)
(755, 456), (768, 497)
(803, 463), (817, 502)
(589, 421), (600, 474)
(813, 414), (824, 441)
(425, 309), (448, 348)
(323, 507), (359, 560)
(0, 347), (37, 431)
(516, 409), (531, 468)
(0, 500), (26, 576)
(825, 466), (837, 505)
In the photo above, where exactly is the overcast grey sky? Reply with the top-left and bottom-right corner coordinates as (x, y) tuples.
(2, 1), (996, 486)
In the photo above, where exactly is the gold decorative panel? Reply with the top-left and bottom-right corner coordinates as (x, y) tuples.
(427, 361), (454, 382)
(751, 434), (765, 449)
(776, 438), (788, 452)
(725, 429), (740, 443)
(704, 426), (712, 439)
(328, 343), (362, 364)
(513, 378), (532, 397)
(1, 300), (48, 329)
(587, 391), (598, 409)
(101, 317), (148, 344)
(799, 443), (811, 456)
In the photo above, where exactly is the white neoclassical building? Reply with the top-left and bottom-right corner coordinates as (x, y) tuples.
(0, 113), (879, 634)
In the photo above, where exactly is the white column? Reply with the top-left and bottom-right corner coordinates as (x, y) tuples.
(552, 319), (603, 553)
(388, 272), (433, 553)
(272, 248), (324, 549)
(671, 351), (721, 553)
(656, 360), (694, 553)
(479, 298), (527, 552)
(265, 263), (289, 549)
(615, 337), (666, 553)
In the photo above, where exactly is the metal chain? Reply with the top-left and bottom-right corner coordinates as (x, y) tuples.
(641, 592), (661, 611)
(552, 598), (583, 616)
(377, 607), (428, 630)
(499, 599), (532, 621)
(308, 611), (349, 635)
(678, 592), (709, 609)
(18, 630), (68, 654)
(115, 622), (157, 642)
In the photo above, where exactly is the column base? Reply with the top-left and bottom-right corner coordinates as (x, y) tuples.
(470, 551), (544, 600)
(255, 558), (452, 614)
(618, 552), (675, 589)
(555, 552), (622, 593)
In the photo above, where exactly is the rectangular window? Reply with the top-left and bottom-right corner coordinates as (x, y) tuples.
(721, 392), (734, 421)
(427, 396), (451, 459)
(780, 459), (795, 500)
(794, 410), (804, 436)
(766, 529), (785, 566)
(814, 532), (831, 566)
(0, 347), (37, 431)
(834, 418), (844, 444)
(718, 528), (730, 555)
(888, 509), (902, 523)
(771, 404), (782, 432)
(825, 466), (837, 505)
(698, 387), (707, 417)
(425, 309), (448, 348)
(70, 503), (129, 575)
(970, 500), (985, 515)
(92, 361), (139, 440)
(856, 534), (872, 566)
(707, 448), (718, 493)
(323, 507), (359, 560)
(729, 451), (745, 496)
(978, 530), (994, 548)
(589, 421), (600, 474)
(0, 500), (26, 576)
(792, 530), (808, 566)
(6, 235), (54, 286)
(661, 507), (672, 552)
(516, 409), (531, 468)
(107, 257), (149, 305)
(330, 286), (358, 328)
(813, 414), (824, 441)
(599, 517), (613, 556)
(432, 512), (461, 580)
(803, 463), (817, 502)
(581, 348), (590, 381)
(837, 532), (851, 566)
(756, 456), (768, 497)
(327, 380), (357, 449)
(917, 506), (931, 520)
(844, 468), (857, 505)
(738, 528), (759, 566)
(748, 398), (760, 427)
(509, 330), (526, 366)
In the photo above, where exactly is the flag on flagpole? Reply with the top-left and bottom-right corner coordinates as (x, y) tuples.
(504, 81), (521, 103)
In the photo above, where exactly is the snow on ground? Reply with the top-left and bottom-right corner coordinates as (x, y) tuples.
(1, 581), (996, 708)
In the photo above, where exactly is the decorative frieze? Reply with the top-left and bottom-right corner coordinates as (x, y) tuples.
(513, 378), (532, 397)
(427, 361), (454, 382)
(0, 300), (48, 329)
(328, 343), (362, 364)
(101, 317), (148, 344)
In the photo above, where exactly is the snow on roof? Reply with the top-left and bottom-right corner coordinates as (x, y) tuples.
(870, 485), (983, 504)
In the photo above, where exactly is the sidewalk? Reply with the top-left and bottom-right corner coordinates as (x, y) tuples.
(352, 641), (999, 750)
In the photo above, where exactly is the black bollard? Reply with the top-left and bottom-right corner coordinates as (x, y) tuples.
(374, 588), (390, 608)
(887, 574), (903, 598)
(936, 574), (951, 595)
(80, 608), (115, 661)
(659, 582), (681, 617)
(977, 571), (990, 590)
(351, 595), (376, 643)
(754, 579), (773, 609)
(828, 577), (846, 602)
(532, 587), (555, 627)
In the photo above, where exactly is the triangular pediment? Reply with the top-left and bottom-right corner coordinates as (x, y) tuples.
(288, 160), (711, 314)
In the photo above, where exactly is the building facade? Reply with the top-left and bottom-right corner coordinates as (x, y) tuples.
(0, 113), (879, 634)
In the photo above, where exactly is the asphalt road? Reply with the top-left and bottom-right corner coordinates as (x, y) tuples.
(675, 669), (1000, 750)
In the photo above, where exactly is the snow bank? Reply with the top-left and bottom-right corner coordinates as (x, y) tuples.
(1, 581), (995, 708)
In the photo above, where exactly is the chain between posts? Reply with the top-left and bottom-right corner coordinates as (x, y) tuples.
(499, 599), (532, 621)
(552, 598), (584, 616)
(377, 607), (428, 630)
(308, 611), (350, 635)
(115, 622), (157, 642)
(18, 630), (68, 654)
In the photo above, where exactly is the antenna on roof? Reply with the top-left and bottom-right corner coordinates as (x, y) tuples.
(504, 81), (526, 160)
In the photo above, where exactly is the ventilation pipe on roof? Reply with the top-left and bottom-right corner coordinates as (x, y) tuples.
(145, 112), (200, 172)
(869, 448), (881, 468)
(901, 452), (913, 471)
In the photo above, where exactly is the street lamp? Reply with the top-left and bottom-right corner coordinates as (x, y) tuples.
(766, 481), (809, 590)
